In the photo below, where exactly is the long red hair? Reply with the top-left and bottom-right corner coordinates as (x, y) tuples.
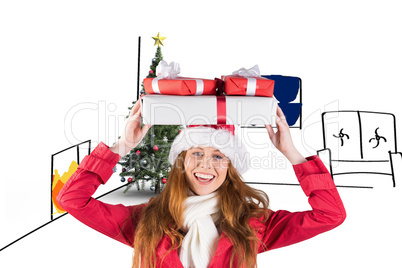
(132, 150), (270, 268)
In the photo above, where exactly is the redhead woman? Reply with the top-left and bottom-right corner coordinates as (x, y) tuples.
(57, 98), (346, 268)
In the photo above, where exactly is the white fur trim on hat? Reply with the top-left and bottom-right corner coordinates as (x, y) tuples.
(168, 126), (250, 174)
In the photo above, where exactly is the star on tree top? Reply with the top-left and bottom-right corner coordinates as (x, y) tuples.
(152, 32), (166, 47)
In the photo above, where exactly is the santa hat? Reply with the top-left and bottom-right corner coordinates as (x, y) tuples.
(168, 125), (249, 174)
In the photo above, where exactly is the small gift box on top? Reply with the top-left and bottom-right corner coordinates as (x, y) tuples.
(223, 65), (275, 97)
(143, 61), (218, 95)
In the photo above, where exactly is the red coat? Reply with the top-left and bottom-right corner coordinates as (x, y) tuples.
(57, 142), (346, 267)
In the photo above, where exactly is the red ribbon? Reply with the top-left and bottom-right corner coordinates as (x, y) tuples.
(216, 95), (226, 125)
(188, 94), (234, 135)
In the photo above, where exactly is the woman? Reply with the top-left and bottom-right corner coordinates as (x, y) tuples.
(57, 98), (346, 268)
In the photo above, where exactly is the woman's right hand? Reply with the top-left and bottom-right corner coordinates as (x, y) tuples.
(265, 106), (306, 165)
(110, 96), (152, 157)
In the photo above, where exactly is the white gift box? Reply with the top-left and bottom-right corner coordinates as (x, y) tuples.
(141, 95), (277, 126)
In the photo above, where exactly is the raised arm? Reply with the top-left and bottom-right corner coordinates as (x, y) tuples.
(256, 155), (346, 252)
(57, 96), (152, 247)
(256, 106), (346, 252)
(57, 142), (143, 247)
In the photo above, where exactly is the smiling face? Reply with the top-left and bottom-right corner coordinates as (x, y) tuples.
(183, 146), (229, 196)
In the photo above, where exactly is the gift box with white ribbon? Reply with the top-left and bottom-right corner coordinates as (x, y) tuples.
(223, 65), (275, 97)
(141, 95), (277, 126)
(143, 61), (218, 95)
(143, 77), (218, 95)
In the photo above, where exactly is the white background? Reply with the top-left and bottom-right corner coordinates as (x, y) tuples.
(1, 0), (402, 267)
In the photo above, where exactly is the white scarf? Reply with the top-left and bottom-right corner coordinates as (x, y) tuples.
(179, 192), (221, 268)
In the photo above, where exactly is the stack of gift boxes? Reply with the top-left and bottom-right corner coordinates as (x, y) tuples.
(141, 62), (278, 126)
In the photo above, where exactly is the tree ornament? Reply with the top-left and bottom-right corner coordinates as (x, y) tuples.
(153, 145), (159, 151)
(128, 177), (133, 183)
(149, 70), (154, 74)
(162, 178), (167, 184)
(152, 32), (166, 47)
(141, 159), (147, 165)
(150, 185), (155, 191)
(120, 177), (126, 182)
(136, 150), (141, 156)
(138, 141), (145, 148)
(122, 168), (127, 172)
(163, 136), (168, 143)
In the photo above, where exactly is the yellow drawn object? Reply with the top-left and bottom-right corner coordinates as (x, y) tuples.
(52, 160), (78, 214)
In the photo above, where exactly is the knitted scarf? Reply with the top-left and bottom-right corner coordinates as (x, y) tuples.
(179, 192), (221, 268)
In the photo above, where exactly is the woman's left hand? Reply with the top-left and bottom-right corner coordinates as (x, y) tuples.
(110, 95), (152, 157)
(265, 106), (306, 165)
